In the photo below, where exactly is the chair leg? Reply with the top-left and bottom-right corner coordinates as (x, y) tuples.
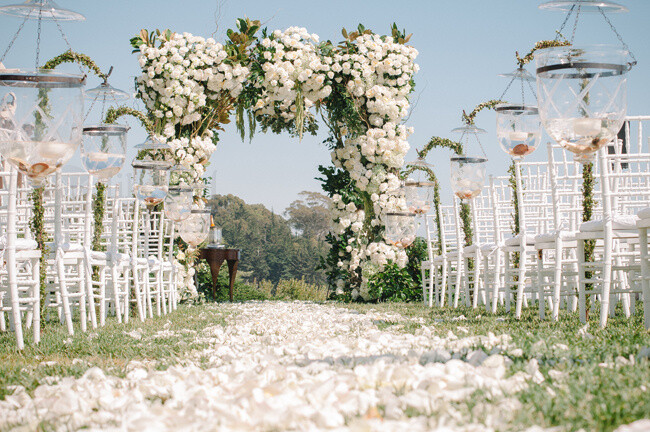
(504, 251), (511, 313)
(577, 239), (587, 324)
(440, 260), (448, 308)
(32, 259), (41, 345)
(515, 246), (527, 319)
(57, 255), (75, 335)
(537, 249), (545, 320)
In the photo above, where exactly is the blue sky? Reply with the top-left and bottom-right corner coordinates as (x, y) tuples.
(2, 0), (649, 211)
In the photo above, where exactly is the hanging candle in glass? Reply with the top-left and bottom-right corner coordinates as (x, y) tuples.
(384, 212), (417, 249)
(401, 158), (435, 215)
(536, 45), (632, 163)
(81, 124), (128, 181)
(449, 124), (488, 202)
(180, 208), (211, 247)
(450, 156), (487, 202)
(133, 160), (171, 208)
(164, 184), (194, 222)
(0, 70), (85, 184)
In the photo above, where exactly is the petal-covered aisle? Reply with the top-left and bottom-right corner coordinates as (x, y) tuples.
(2, 302), (553, 431)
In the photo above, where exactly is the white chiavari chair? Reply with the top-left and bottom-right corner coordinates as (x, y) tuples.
(534, 142), (584, 321)
(502, 161), (552, 318)
(578, 116), (650, 327)
(0, 168), (41, 349)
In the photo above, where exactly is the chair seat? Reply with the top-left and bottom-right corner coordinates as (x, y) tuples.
(637, 207), (650, 220)
(534, 230), (577, 244)
(0, 238), (38, 251)
(90, 251), (130, 263)
(504, 234), (535, 247)
(580, 215), (639, 232)
(45, 241), (85, 252)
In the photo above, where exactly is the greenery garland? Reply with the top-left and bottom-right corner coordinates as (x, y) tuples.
(42, 50), (108, 80)
(104, 106), (153, 133)
(461, 100), (504, 126)
(515, 39), (571, 68)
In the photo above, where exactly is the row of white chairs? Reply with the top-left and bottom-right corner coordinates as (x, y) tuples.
(0, 167), (180, 349)
(422, 116), (650, 329)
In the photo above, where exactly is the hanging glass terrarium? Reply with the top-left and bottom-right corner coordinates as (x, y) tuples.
(384, 212), (417, 249)
(402, 158), (435, 215)
(0, 0), (85, 21)
(133, 160), (170, 208)
(495, 104), (542, 159)
(164, 184), (194, 222)
(180, 208), (211, 247)
(450, 156), (487, 202)
(536, 45), (632, 163)
(449, 124), (488, 202)
(0, 70), (85, 184)
(81, 124), (127, 181)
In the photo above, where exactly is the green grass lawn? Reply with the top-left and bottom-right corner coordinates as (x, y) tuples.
(1, 300), (649, 432)
(345, 302), (650, 432)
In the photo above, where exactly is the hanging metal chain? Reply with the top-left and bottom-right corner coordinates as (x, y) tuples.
(520, 76), (526, 106)
(35, 6), (43, 68)
(498, 75), (517, 102)
(475, 133), (488, 158)
(526, 79), (538, 103)
(53, 14), (86, 74)
(570, 3), (582, 43)
(0, 13), (31, 64)
(598, 7), (637, 65)
(555, 4), (576, 41)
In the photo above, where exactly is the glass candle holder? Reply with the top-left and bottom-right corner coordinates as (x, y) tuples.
(495, 104), (542, 159)
(0, 70), (85, 184)
(384, 212), (417, 249)
(81, 124), (127, 182)
(536, 45), (632, 163)
(133, 160), (170, 208)
(450, 156), (487, 202)
(180, 209), (211, 247)
(402, 158), (435, 214)
(164, 185), (194, 222)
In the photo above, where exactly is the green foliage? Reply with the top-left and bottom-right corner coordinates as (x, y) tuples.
(42, 50), (107, 80)
(28, 186), (47, 325)
(129, 28), (173, 53)
(367, 263), (420, 302)
(461, 99), (504, 126)
(516, 39), (571, 68)
(92, 182), (106, 252)
(284, 191), (330, 240)
(104, 106), (153, 134)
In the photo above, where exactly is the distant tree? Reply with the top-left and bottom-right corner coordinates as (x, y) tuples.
(284, 191), (330, 241)
(207, 194), (327, 285)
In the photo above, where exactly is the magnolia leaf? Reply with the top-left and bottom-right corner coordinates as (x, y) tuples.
(341, 28), (348, 39)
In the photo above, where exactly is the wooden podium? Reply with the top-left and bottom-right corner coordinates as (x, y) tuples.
(198, 248), (240, 301)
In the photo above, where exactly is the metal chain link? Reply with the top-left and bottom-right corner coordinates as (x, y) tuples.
(520, 76), (526, 106)
(498, 75), (517, 102)
(35, 6), (43, 68)
(0, 13), (31, 64)
(599, 7), (637, 65)
(555, 4), (576, 41)
(570, 3), (582, 43)
(526, 79), (538, 103)
(475, 133), (488, 158)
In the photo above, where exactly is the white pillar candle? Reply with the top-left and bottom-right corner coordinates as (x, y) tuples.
(508, 131), (529, 142)
(573, 118), (602, 137)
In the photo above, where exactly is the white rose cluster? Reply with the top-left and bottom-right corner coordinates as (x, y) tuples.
(253, 27), (332, 123)
(136, 32), (249, 181)
(328, 34), (419, 298)
(174, 259), (198, 301)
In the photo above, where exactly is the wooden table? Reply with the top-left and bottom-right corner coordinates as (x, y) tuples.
(198, 248), (240, 301)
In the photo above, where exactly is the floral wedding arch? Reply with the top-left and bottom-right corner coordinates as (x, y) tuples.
(100, 19), (420, 300)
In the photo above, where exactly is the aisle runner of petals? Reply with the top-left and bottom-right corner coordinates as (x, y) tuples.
(2, 303), (562, 431)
